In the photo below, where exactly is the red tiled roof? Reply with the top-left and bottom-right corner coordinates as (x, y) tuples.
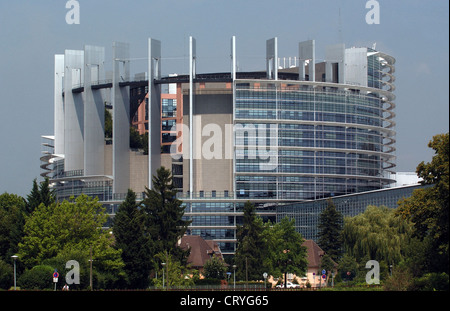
(179, 236), (223, 268)
(303, 240), (324, 268)
(302, 240), (337, 268)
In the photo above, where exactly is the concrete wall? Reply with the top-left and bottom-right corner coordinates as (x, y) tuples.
(104, 144), (113, 176)
(182, 90), (233, 193)
(344, 47), (368, 87)
(129, 151), (148, 194)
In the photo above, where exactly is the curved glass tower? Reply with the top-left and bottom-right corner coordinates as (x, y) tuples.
(234, 47), (396, 200)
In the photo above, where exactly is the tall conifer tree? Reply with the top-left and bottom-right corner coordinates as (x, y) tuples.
(113, 189), (152, 288)
(317, 198), (343, 262)
(141, 167), (191, 266)
(235, 201), (265, 281)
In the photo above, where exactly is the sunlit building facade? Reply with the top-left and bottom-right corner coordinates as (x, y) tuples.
(41, 37), (397, 254)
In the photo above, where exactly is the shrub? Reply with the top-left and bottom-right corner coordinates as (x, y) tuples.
(18, 265), (54, 290)
(413, 273), (449, 291)
(0, 260), (13, 289)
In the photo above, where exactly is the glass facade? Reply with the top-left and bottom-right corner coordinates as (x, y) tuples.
(182, 201), (277, 254)
(276, 184), (429, 241)
(234, 80), (395, 201)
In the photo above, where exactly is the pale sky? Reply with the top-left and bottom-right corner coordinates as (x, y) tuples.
(0, 0), (448, 196)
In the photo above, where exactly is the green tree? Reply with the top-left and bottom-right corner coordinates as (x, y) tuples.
(130, 126), (143, 149)
(337, 254), (359, 282)
(235, 201), (265, 281)
(0, 193), (25, 262)
(18, 194), (124, 286)
(141, 167), (191, 269)
(39, 177), (55, 207)
(267, 217), (308, 284)
(203, 256), (227, 280)
(153, 251), (194, 288)
(25, 178), (55, 214)
(320, 254), (335, 282)
(397, 133), (449, 274)
(317, 198), (343, 262)
(0, 259), (13, 289)
(26, 179), (41, 214)
(113, 189), (152, 289)
(342, 205), (413, 269)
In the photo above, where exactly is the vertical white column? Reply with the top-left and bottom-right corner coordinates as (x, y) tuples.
(54, 55), (65, 156)
(231, 36), (237, 199)
(299, 40), (315, 82)
(231, 36), (236, 80)
(311, 40), (315, 82)
(266, 37), (278, 80)
(325, 43), (346, 83)
(148, 38), (162, 189)
(64, 49), (84, 172)
(112, 42), (130, 194)
(189, 36), (196, 199)
(84, 45), (105, 176)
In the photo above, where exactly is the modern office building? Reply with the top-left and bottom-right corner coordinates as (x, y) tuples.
(41, 36), (397, 254)
(277, 183), (429, 240)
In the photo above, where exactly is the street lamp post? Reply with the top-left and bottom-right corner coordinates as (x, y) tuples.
(263, 272), (268, 290)
(11, 255), (18, 290)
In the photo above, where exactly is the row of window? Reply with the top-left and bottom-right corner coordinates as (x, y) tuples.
(235, 89), (383, 108)
(188, 202), (235, 213)
(235, 187), (383, 200)
(236, 123), (384, 135)
(235, 110), (383, 127)
(189, 229), (235, 239)
(235, 154), (381, 164)
(235, 138), (383, 151)
(236, 176), (383, 186)
(235, 101), (383, 117)
(235, 164), (381, 175)
(235, 129), (383, 142)
(190, 216), (235, 226)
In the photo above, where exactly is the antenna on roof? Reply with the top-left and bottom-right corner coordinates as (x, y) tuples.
(372, 42), (377, 50)
(338, 7), (343, 43)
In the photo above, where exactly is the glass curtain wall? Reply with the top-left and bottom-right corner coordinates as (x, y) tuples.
(234, 81), (393, 200)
